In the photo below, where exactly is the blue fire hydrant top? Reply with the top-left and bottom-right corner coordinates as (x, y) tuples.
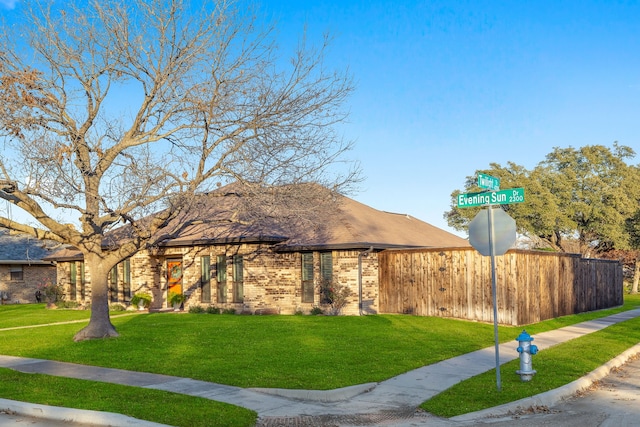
(516, 330), (534, 342)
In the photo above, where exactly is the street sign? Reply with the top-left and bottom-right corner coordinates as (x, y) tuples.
(461, 188), (521, 392)
(468, 209), (517, 256)
(457, 188), (525, 208)
(478, 173), (500, 191)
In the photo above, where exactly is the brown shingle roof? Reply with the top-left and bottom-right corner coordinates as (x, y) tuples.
(275, 195), (469, 250)
(46, 184), (469, 259)
(134, 185), (469, 250)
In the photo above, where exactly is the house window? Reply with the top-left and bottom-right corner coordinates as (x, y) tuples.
(216, 255), (227, 303)
(232, 255), (243, 303)
(9, 265), (23, 281)
(123, 259), (131, 301)
(201, 255), (211, 303)
(69, 263), (77, 300)
(301, 253), (314, 303)
(109, 265), (118, 302)
(320, 252), (333, 303)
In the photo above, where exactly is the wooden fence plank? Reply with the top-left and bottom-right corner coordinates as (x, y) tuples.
(379, 248), (622, 326)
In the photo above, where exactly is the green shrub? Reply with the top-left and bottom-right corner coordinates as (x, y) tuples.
(310, 306), (323, 315)
(221, 308), (236, 315)
(109, 304), (126, 312)
(130, 293), (152, 309)
(168, 292), (186, 307)
(189, 305), (206, 314)
(206, 306), (221, 314)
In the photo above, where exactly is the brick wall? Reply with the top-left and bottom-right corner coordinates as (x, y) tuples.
(54, 244), (380, 315)
(0, 264), (57, 304)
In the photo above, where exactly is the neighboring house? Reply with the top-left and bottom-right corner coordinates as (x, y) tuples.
(46, 185), (470, 314)
(0, 228), (59, 304)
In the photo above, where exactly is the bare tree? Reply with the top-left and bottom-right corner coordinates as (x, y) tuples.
(0, 0), (358, 341)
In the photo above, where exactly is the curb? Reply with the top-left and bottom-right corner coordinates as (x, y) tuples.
(451, 343), (640, 422)
(0, 398), (172, 426)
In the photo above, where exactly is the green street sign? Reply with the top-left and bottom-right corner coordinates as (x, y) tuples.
(478, 173), (500, 191)
(457, 188), (525, 208)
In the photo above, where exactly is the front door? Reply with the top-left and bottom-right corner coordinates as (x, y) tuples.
(167, 259), (183, 299)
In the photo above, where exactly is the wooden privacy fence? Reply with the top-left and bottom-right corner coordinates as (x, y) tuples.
(378, 247), (623, 326)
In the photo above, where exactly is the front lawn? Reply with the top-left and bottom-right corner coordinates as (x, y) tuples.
(2, 298), (639, 390)
(1, 312), (509, 389)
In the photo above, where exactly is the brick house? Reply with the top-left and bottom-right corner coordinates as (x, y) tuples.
(0, 228), (59, 304)
(46, 185), (469, 314)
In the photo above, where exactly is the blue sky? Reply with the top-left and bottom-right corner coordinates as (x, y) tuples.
(261, 0), (640, 236)
(0, 0), (17, 9)
(2, 1), (639, 236)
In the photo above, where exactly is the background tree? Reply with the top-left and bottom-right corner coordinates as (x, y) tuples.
(444, 161), (568, 250)
(0, 0), (358, 341)
(540, 144), (640, 256)
(445, 144), (640, 256)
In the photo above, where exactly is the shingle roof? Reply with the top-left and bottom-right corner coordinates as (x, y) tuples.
(296, 197), (469, 249)
(115, 184), (469, 250)
(274, 194), (470, 250)
(46, 184), (469, 260)
(0, 228), (60, 264)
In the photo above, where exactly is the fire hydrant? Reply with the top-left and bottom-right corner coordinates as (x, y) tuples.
(516, 330), (538, 381)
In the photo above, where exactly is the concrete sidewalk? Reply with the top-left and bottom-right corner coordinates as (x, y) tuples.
(1, 308), (640, 426)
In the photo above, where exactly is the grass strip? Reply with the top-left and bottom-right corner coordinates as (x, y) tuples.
(0, 368), (257, 427)
(0, 303), (91, 328)
(0, 303), (140, 329)
(421, 315), (640, 417)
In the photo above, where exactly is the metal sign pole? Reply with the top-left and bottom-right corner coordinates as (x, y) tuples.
(463, 174), (521, 392)
(487, 206), (501, 391)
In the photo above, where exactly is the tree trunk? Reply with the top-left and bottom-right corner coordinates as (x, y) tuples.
(73, 255), (118, 341)
(632, 259), (640, 294)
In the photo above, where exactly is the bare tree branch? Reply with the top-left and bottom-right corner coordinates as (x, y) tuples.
(0, 0), (359, 340)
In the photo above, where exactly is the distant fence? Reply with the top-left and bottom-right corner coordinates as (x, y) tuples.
(378, 248), (623, 326)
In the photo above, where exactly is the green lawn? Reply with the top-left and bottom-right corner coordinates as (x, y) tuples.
(0, 303), (93, 328)
(0, 313), (520, 389)
(0, 368), (255, 427)
(0, 295), (638, 426)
